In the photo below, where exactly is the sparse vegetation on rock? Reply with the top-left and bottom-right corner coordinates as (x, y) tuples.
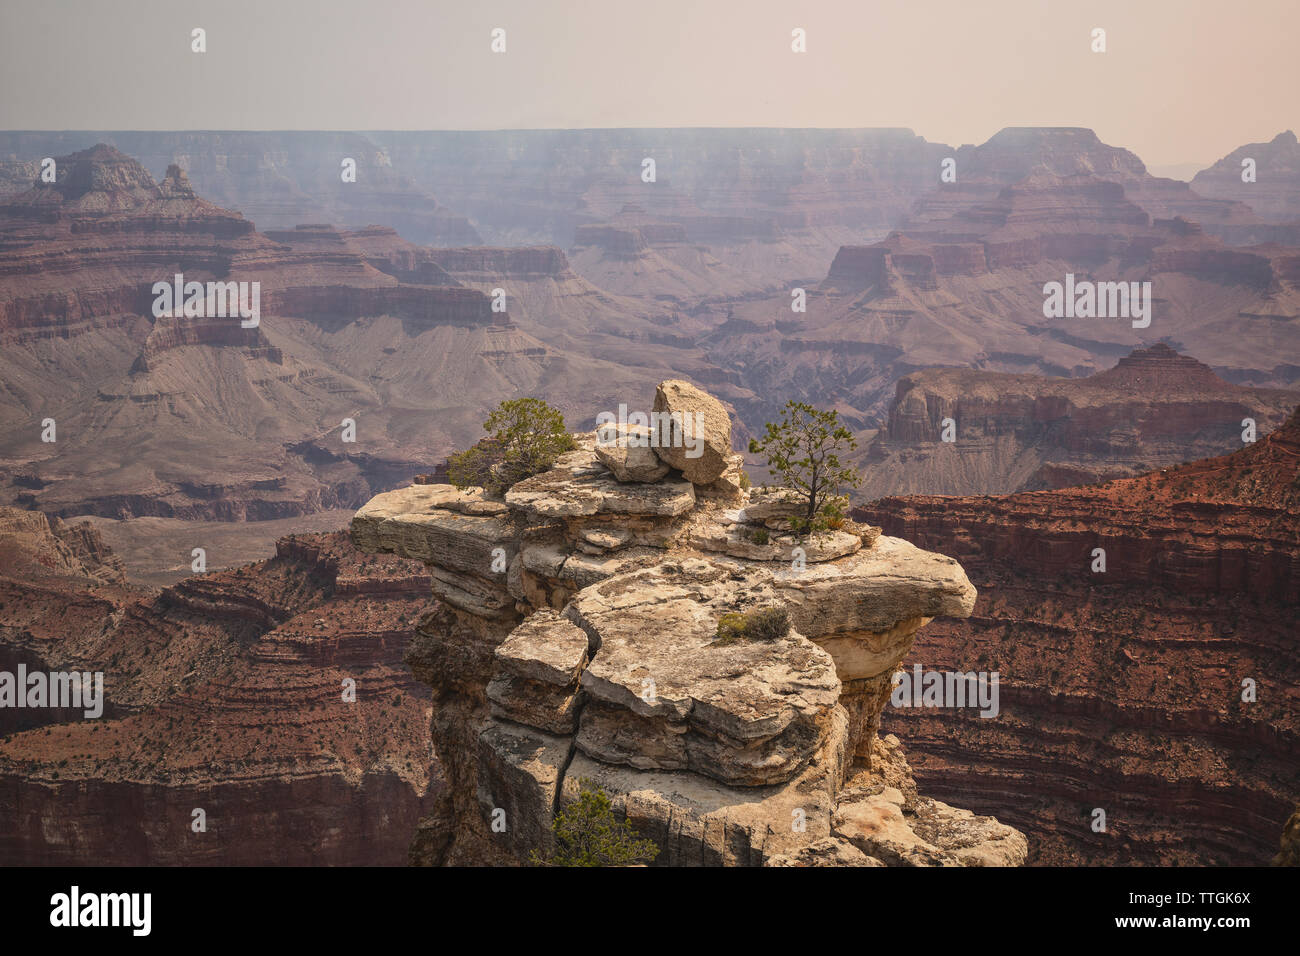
(714, 606), (791, 644)
(748, 400), (860, 534)
(448, 397), (575, 496)
(530, 778), (659, 867)
(353, 378), (1016, 866)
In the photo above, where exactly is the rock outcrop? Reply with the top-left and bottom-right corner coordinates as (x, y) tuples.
(351, 381), (1024, 866)
(0, 506), (126, 587)
(648, 379), (735, 484)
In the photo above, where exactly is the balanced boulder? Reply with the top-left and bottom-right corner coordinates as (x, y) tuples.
(650, 379), (733, 485)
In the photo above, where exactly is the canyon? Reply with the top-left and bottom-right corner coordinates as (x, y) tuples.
(704, 172), (1300, 436)
(0, 128), (948, 277)
(5, 130), (1300, 530)
(8, 126), (1297, 306)
(855, 404), (1300, 865)
(0, 144), (676, 529)
(0, 505), (437, 864)
(859, 343), (1300, 497)
(0, 124), (1297, 867)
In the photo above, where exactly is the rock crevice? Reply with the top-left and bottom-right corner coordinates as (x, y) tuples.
(351, 379), (1026, 866)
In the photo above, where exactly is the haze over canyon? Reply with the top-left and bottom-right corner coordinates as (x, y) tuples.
(0, 121), (1296, 867)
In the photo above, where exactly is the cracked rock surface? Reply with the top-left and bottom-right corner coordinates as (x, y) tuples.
(351, 380), (1025, 866)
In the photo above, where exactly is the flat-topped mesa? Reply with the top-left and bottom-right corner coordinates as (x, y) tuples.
(350, 379), (1024, 867)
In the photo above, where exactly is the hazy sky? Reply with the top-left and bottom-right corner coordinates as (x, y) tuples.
(2, 0), (1296, 167)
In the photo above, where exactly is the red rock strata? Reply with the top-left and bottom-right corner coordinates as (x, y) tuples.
(0, 146), (581, 521)
(860, 344), (1300, 497)
(853, 408), (1300, 864)
(0, 516), (439, 865)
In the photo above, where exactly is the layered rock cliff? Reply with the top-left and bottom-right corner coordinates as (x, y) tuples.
(0, 128), (952, 304)
(706, 169), (1300, 437)
(351, 380), (1026, 866)
(0, 506), (126, 588)
(854, 406), (1300, 864)
(1192, 131), (1300, 225)
(0, 146), (657, 524)
(907, 127), (1259, 239)
(0, 520), (438, 864)
(859, 344), (1300, 497)
(10, 131), (482, 245)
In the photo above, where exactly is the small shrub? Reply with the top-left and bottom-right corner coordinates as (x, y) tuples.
(715, 612), (748, 643)
(751, 527), (770, 545)
(448, 397), (574, 495)
(714, 606), (790, 644)
(530, 778), (659, 867)
(746, 606), (790, 640)
(738, 471), (752, 491)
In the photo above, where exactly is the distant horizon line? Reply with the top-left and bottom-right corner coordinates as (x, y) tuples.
(1, 124), (1266, 138)
(5, 125), (1281, 168)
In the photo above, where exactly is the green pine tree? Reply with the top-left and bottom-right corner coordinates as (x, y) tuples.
(531, 779), (660, 867)
(748, 400), (860, 533)
(447, 397), (574, 495)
